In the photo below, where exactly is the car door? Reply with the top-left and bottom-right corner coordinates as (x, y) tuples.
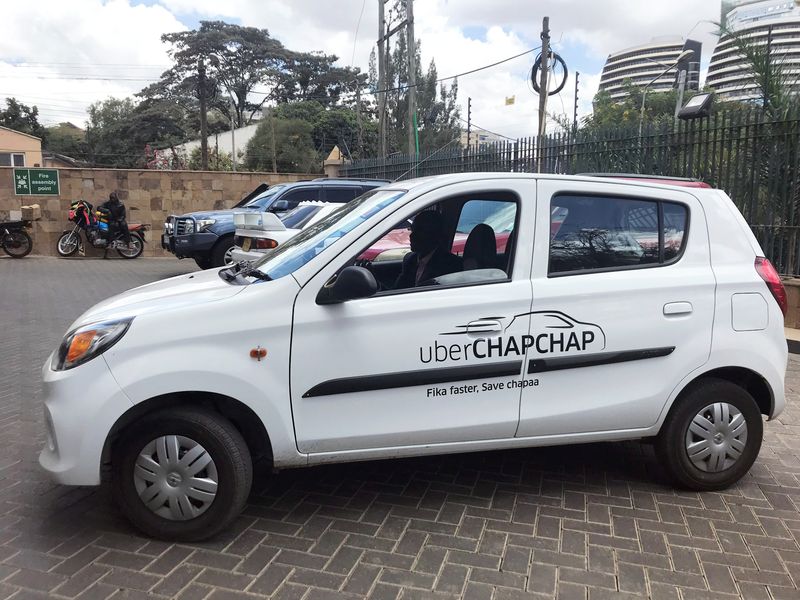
(289, 179), (536, 455)
(515, 179), (714, 438)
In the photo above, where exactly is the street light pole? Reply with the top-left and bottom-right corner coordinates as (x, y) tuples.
(637, 50), (693, 143)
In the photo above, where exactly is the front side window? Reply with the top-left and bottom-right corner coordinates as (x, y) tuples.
(279, 187), (321, 207)
(549, 194), (688, 275)
(353, 192), (519, 293)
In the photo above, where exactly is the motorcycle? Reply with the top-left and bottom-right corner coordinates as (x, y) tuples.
(56, 200), (148, 259)
(0, 219), (33, 258)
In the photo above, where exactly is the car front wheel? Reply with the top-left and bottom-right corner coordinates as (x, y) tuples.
(112, 408), (252, 541)
(656, 378), (763, 491)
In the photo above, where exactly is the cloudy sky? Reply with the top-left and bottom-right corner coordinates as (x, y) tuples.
(0, 0), (723, 139)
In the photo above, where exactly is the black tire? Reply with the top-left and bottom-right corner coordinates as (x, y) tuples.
(194, 255), (213, 269)
(116, 234), (144, 259)
(656, 378), (763, 491)
(210, 235), (236, 267)
(112, 407), (252, 542)
(56, 231), (81, 257)
(3, 229), (32, 258)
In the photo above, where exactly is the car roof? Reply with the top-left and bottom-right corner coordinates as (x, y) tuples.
(379, 172), (717, 196)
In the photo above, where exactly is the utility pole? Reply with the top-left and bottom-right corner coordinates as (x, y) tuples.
(466, 97), (472, 148)
(355, 82), (364, 158)
(573, 71), (579, 133)
(537, 16), (550, 172)
(406, 0), (418, 158)
(377, 0), (387, 158)
(198, 57), (209, 171)
(230, 96), (236, 172)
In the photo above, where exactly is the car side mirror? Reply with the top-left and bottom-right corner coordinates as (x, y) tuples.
(316, 266), (378, 305)
(270, 199), (290, 212)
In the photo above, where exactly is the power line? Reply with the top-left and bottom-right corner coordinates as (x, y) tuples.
(456, 115), (516, 141)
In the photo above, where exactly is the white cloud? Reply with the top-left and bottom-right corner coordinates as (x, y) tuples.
(0, 0), (724, 139)
(0, 0), (184, 125)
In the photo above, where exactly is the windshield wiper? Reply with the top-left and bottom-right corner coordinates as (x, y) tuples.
(237, 262), (271, 281)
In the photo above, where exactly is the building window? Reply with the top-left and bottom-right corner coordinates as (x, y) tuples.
(0, 153), (24, 167)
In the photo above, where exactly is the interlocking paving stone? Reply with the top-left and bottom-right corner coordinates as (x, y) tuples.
(2, 256), (800, 599)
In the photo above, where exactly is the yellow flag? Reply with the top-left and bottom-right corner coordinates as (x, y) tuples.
(505, 96), (516, 106)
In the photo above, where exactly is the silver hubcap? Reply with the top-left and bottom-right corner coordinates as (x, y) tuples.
(224, 246), (235, 265)
(685, 402), (748, 473)
(133, 435), (218, 521)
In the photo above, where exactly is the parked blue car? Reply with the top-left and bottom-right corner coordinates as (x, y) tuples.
(161, 178), (388, 268)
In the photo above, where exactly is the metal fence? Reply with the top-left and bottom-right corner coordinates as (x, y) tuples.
(342, 109), (800, 276)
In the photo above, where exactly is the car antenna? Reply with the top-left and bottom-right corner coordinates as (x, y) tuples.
(391, 137), (461, 183)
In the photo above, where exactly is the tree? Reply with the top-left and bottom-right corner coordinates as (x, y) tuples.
(0, 98), (47, 141)
(86, 98), (139, 168)
(145, 21), (290, 128)
(381, 32), (460, 154)
(188, 147), (232, 171)
(244, 114), (318, 173)
(273, 100), (377, 161)
(584, 85), (682, 131)
(45, 122), (88, 159)
(273, 51), (366, 108)
(86, 97), (192, 168)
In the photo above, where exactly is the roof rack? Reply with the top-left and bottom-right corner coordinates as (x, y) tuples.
(576, 173), (712, 188)
(311, 177), (392, 183)
(577, 173), (702, 182)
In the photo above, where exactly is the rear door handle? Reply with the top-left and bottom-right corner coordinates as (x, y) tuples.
(664, 301), (693, 316)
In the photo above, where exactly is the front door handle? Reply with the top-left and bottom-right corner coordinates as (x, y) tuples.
(664, 302), (693, 316)
(466, 319), (503, 334)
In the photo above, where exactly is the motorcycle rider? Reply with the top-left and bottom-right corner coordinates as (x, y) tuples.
(99, 191), (132, 250)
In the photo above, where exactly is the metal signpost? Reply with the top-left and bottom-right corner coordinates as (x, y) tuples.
(13, 168), (60, 195)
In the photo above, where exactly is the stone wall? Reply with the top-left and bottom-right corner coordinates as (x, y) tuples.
(0, 167), (318, 257)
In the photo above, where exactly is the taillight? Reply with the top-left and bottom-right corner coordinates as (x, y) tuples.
(755, 257), (787, 316)
(254, 238), (279, 250)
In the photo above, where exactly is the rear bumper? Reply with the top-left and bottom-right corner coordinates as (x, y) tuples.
(231, 248), (269, 263)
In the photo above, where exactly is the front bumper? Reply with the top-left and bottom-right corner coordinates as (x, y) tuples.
(39, 354), (133, 486)
(164, 232), (219, 258)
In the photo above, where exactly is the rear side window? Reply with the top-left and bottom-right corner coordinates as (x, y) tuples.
(549, 194), (688, 275)
(325, 187), (360, 203)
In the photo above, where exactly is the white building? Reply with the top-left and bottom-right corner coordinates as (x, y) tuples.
(180, 122), (262, 163)
(598, 37), (702, 102)
(708, 0), (800, 102)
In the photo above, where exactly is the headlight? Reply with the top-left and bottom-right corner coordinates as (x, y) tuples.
(52, 318), (133, 371)
(196, 218), (216, 231)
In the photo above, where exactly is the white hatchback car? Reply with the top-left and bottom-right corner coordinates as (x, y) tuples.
(40, 173), (788, 541)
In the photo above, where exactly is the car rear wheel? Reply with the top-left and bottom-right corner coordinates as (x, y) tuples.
(656, 378), (762, 491)
(112, 407), (252, 541)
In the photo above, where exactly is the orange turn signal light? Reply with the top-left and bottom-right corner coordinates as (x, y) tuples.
(67, 330), (97, 362)
(250, 347), (267, 361)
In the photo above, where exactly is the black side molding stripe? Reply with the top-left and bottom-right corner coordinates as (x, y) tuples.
(303, 361), (523, 398)
(528, 346), (675, 374)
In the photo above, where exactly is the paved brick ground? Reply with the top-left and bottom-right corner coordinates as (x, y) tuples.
(1, 256), (800, 600)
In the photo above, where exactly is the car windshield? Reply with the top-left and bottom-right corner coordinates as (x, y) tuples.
(280, 205), (322, 229)
(252, 189), (406, 280)
(244, 185), (287, 208)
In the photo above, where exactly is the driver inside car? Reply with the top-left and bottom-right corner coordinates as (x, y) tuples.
(393, 210), (462, 289)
